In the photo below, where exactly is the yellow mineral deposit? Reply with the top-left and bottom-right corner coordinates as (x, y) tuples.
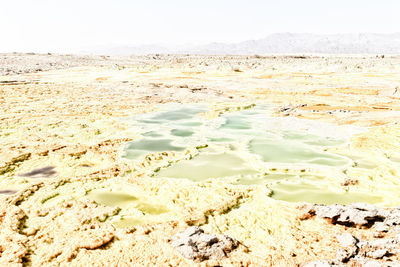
(1, 54), (400, 265)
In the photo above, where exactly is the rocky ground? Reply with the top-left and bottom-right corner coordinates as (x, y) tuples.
(1, 53), (400, 266)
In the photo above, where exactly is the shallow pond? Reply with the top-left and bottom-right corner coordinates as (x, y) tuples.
(120, 103), (382, 205)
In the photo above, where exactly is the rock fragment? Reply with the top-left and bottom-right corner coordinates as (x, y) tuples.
(306, 234), (400, 265)
(303, 260), (344, 267)
(300, 203), (400, 266)
(336, 233), (357, 247)
(374, 222), (390, 233)
(367, 249), (388, 259)
(341, 177), (358, 186)
(299, 202), (397, 227)
(170, 226), (238, 261)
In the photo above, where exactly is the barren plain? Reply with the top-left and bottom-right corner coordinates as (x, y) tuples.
(1, 53), (400, 266)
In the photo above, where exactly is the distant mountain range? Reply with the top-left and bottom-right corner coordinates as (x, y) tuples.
(81, 33), (400, 55)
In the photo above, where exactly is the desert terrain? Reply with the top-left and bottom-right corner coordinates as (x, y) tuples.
(1, 53), (400, 266)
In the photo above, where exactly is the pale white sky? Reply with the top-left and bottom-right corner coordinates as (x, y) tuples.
(1, 0), (399, 52)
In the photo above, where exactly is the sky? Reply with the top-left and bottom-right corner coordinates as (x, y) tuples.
(1, 0), (400, 53)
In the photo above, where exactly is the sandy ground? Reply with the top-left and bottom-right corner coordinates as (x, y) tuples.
(1, 53), (400, 266)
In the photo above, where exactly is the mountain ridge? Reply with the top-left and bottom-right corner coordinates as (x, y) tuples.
(80, 33), (400, 55)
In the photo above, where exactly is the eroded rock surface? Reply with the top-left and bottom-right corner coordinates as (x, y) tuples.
(300, 203), (400, 227)
(170, 226), (239, 261)
(301, 203), (400, 266)
(305, 233), (400, 266)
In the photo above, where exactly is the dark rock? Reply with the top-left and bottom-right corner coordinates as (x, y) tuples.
(18, 166), (57, 179)
(0, 189), (17, 195)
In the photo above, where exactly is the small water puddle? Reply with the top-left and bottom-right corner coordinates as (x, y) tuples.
(156, 152), (258, 181)
(249, 138), (349, 166)
(87, 190), (169, 215)
(123, 138), (185, 159)
(270, 182), (382, 205)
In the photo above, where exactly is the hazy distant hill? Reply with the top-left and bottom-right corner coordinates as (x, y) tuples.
(82, 33), (400, 55)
